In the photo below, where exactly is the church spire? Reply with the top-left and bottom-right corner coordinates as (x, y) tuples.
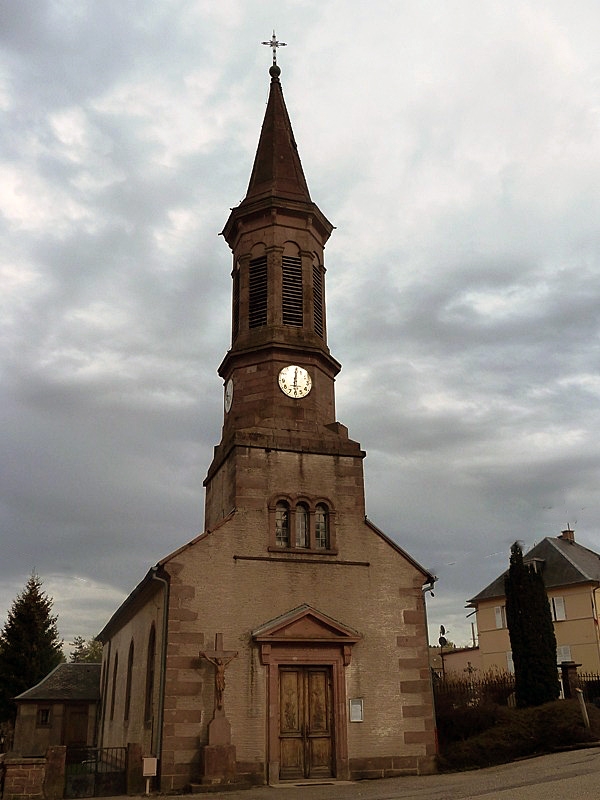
(242, 52), (311, 204)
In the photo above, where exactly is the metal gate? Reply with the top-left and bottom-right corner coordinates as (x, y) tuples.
(65, 747), (127, 799)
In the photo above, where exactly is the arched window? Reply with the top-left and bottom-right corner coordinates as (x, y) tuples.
(124, 640), (134, 722)
(144, 625), (156, 725)
(110, 653), (118, 721)
(275, 502), (290, 547)
(315, 504), (329, 549)
(295, 503), (309, 548)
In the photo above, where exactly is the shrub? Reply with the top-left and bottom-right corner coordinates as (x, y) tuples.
(438, 699), (600, 772)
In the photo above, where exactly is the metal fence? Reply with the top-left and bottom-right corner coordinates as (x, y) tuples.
(433, 671), (516, 709)
(65, 747), (127, 799)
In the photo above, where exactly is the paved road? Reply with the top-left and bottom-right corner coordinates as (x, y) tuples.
(148, 746), (600, 800)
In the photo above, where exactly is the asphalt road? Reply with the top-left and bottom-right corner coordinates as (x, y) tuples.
(150, 746), (600, 800)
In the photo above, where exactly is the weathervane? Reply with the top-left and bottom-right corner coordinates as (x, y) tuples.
(262, 30), (287, 66)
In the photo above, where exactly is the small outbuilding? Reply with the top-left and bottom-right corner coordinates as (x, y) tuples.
(12, 663), (101, 756)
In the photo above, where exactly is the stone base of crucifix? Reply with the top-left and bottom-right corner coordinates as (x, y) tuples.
(198, 634), (239, 785)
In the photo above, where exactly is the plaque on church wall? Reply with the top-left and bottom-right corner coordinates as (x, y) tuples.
(349, 698), (364, 722)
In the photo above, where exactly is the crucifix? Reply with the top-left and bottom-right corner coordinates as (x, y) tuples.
(261, 30), (287, 66)
(199, 633), (238, 711)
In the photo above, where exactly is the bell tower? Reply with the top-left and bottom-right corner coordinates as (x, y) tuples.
(204, 51), (364, 538)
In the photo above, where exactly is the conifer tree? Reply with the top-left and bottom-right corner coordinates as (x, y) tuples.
(504, 541), (560, 707)
(0, 574), (64, 722)
(69, 636), (103, 663)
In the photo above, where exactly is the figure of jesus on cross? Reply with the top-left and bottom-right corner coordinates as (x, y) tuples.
(200, 634), (238, 711)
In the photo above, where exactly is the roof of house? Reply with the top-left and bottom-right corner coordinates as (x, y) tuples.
(469, 535), (600, 604)
(14, 662), (101, 702)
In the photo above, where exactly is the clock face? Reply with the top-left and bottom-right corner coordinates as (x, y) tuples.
(278, 365), (312, 398)
(224, 378), (234, 412)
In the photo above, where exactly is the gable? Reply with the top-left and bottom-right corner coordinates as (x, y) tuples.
(253, 604), (361, 644)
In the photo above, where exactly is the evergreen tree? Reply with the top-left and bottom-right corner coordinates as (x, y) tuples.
(69, 636), (103, 663)
(0, 574), (64, 723)
(504, 541), (560, 707)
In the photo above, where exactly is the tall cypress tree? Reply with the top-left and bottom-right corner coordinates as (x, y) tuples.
(0, 574), (64, 723)
(504, 541), (560, 707)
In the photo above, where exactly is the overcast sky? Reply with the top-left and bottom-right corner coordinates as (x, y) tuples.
(2, 0), (600, 652)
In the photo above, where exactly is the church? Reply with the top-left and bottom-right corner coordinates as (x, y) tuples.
(97, 43), (437, 789)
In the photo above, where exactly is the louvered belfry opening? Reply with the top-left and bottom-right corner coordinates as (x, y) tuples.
(249, 255), (268, 328)
(313, 262), (324, 338)
(282, 254), (303, 326)
(232, 265), (240, 340)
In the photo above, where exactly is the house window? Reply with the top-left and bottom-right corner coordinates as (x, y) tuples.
(295, 503), (309, 548)
(275, 502), (290, 547)
(124, 641), (134, 722)
(550, 596), (566, 621)
(37, 707), (51, 727)
(494, 605), (507, 629)
(506, 651), (514, 674)
(315, 504), (329, 549)
(557, 645), (572, 664)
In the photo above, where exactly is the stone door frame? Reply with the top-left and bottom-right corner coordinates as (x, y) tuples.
(252, 605), (361, 784)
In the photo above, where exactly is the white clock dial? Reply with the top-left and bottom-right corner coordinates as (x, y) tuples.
(278, 365), (312, 398)
(224, 378), (234, 412)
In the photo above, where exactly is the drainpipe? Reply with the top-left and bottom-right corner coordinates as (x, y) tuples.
(150, 567), (170, 776)
(421, 579), (438, 755)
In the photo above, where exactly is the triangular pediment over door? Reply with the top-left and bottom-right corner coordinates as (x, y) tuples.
(252, 604), (361, 665)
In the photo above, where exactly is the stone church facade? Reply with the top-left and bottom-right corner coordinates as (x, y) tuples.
(97, 56), (437, 789)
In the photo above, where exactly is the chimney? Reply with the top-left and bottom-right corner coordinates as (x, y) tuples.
(559, 527), (575, 543)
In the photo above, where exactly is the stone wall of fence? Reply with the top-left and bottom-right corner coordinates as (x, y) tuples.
(1, 743), (144, 800)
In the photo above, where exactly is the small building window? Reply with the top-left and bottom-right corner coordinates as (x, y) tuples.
(506, 651), (514, 673)
(295, 503), (309, 548)
(315, 504), (329, 549)
(275, 502), (290, 547)
(37, 707), (51, 727)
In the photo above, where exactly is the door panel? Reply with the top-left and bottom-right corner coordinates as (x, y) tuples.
(279, 667), (333, 780)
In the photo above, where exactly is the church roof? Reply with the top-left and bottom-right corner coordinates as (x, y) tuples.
(242, 64), (311, 205)
(468, 534), (600, 604)
(14, 662), (101, 702)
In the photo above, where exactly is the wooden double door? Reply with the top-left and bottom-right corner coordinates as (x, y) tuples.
(279, 666), (334, 780)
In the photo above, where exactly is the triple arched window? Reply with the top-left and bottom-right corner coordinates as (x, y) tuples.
(272, 498), (334, 552)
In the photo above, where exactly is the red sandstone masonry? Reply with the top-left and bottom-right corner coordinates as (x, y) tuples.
(402, 609), (425, 625)
(397, 657), (424, 670)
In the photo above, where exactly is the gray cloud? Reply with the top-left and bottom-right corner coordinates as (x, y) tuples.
(2, 1), (600, 648)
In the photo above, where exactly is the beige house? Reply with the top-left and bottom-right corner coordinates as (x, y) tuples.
(468, 529), (600, 674)
(96, 58), (437, 790)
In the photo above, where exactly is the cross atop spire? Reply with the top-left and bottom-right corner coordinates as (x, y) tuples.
(262, 30), (287, 66)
